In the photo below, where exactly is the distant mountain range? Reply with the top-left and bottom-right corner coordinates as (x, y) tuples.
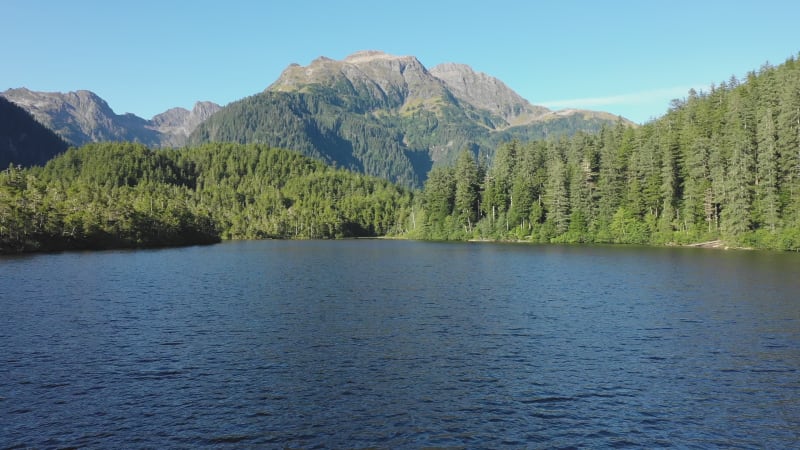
(0, 88), (221, 148)
(2, 51), (630, 184)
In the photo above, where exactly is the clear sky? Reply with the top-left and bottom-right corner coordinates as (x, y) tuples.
(3, 0), (799, 124)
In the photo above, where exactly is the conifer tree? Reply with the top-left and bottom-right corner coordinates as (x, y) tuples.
(453, 149), (479, 231)
(755, 107), (780, 233)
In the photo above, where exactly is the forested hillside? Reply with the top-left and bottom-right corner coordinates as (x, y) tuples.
(415, 56), (800, 251)
(0, 143), (412, 253)
(0, 97), (69, 167)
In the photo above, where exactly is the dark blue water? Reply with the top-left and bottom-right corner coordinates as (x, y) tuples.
(2, 240), (799, 448)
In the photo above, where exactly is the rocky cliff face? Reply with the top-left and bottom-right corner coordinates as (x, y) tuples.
(429, 62), (550, 126)
(151, 101), (222, 147)
(1, 88), (220, 147)
(1, 88), (154, 146)
(269, 50), (450, 111)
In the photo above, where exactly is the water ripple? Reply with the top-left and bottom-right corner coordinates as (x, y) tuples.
(2, 240), (800, 448)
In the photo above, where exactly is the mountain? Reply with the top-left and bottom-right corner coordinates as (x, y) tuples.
(0, 96), (69, 167)
(151, 101), (223, 147)
(190, 51), (630, 186)
(1, 88), (220, 148)
(428, 62), (550, 126)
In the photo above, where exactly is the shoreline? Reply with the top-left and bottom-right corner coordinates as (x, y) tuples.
(0, 235), (762, 256)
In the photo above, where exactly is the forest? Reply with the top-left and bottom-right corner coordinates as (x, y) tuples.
(0, 142), (412, 253)
(415, 56), (800, 251)
(3, 54), (800, 253)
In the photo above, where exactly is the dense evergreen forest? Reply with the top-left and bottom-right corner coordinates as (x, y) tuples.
(0, 142), (412, 253)
(415, 56), (800, 251)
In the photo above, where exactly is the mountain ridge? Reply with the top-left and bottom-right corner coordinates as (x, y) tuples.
(429, 62), (550, 126)
(0, 88), (221, 148)
(268, 51), (623, 129)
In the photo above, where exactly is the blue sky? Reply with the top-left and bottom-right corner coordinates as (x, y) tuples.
(3, 0), (799, 124)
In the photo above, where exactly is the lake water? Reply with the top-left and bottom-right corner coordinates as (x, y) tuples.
(2, 240), (799, 448)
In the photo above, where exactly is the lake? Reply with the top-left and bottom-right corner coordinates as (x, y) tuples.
(2, 240), (799, 448)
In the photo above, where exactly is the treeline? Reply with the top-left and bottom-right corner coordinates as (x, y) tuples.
(1, 142), (412, 253)
(414, 55), (800, 251)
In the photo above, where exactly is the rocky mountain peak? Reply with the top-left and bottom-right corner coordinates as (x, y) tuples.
(268, 50), (445, 110)
(192, 101), (222, 118)
(343, 50), (393, 62)
(430, 63), (549, 125)
(268, 51), (563, 127)
(271, 51), (428, 86)
(151, 101), (222, 146)
(1, 87), (141, 145)
(152, 101), (221, 127)
(342, 50), (419, 65)
(341, 51), (429, 78)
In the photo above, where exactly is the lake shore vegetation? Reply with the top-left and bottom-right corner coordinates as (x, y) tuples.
(1, 143), (412, 253)
(414, 57), (800, 251)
